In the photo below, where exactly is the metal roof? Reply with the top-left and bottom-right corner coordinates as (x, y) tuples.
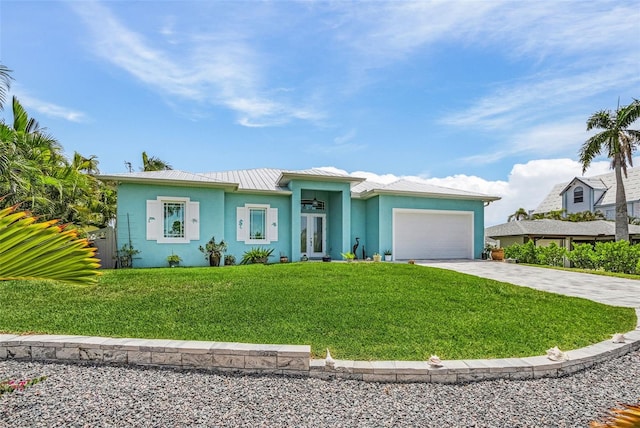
(535, 167), (640, 213)
(99, 167), (500, 201)
(486, 219), (640, 238)
(354, 179), (500, 201)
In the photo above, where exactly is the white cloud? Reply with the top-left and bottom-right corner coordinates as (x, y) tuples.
(17, 92), (88, 123)
(461, 120), (589, 164)
(317, 158), (618, 227)
(334, 128), (357, 145)
(69, 1), (322, 127)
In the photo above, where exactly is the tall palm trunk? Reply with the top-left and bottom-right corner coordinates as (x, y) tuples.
(613, 153), (630, 241)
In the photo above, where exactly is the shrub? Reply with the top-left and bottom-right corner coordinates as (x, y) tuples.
(536, 242), (566, 267)
(567, 243), (597, 269)
(594, 241), (640, 274)
(224, 254), (236, 266)
(503, 241), (538, 264)
(240, 247), (274, 265)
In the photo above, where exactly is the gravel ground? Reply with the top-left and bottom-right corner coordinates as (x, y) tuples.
(1, 351), (639, 427)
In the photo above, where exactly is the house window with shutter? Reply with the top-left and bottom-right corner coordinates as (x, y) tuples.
(146, 196), (199, 243)
(574, 186), (584, 203)
(237, 204), (278, 244)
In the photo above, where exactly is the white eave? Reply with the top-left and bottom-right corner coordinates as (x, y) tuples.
(354, 188), (501, 202)
(277, 170), (366, 187)
(97, 171), (239, 191)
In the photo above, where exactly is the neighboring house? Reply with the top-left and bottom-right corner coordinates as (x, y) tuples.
(98, 168), (500, 267)
(535, 167), (640, 220)
(485, 219), (640, 250)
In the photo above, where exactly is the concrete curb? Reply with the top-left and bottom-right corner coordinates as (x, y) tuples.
(2, 308), (638, 383)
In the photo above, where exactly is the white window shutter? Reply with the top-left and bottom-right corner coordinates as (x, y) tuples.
(146, 200), (161, 240)
(267, 207), (278, 242)
(187, 201), (200, 241)
(236, 207), (248, 241)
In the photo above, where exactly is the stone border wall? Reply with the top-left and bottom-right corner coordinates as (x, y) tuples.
(1, 309), (638, 383)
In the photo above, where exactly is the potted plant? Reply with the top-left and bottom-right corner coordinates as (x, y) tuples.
(491, 247), (505, 261)
(383, 249), (392, 262)
(372, 252), (382, 262)
(240, 247), (274, 264)
(322, 254), (331, 262)
(117, 243), (140, 268)
(224, 254), (236, 266)
(279, 253), (289, 263)
(166, 253), (181, 268)
(198, 236), (227, 267)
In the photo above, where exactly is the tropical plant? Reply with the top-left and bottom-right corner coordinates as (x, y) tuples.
(567, 243), (598, 269)
(383, 249), (392, 256)
(0, 63), (12, 109)
(504, 241), (538, 264)
(341, 251), (356, 261)
(0, 204), (100, 285)
(240, 247), (274, 264)
(590, 402), (640, 427)
(594, 240), (640, 274)
(566, 210), (606, 222)
(166, 254), (182, 265)
(579, 99), (640, 241)
(141, 151), (172, 171)
(507, 208), (530, 222)
(117, 243), (140, 268)
(536, 242), (566, 267)
(199, 236), (227, 266)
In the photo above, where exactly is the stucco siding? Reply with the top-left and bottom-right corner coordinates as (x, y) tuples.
(116, 183), (225, 268)
(498, 236), (525, 247)
(223, 193), (291, 264)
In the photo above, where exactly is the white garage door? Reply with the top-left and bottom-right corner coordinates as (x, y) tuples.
(393, 209), (474, 260)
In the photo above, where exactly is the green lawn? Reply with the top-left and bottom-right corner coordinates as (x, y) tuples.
(0, 263), (635, 360)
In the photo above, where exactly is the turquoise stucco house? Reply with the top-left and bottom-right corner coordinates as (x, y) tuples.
(98, 168), (500, 267)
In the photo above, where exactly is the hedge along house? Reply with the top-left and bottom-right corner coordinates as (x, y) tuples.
(98, 168), (500, 267)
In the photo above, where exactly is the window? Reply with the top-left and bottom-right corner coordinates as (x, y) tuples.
(574, 186), (584, 203)
(163, 202), (185, 238)
(146, 197), (199, 243)
(249, 208), (266, 240)
(237, 204), (278, 243)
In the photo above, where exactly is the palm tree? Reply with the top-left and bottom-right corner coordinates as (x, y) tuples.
(141, 151), (172, 171)
(579, 99), (640, 241)
(0, 63), (12, 109)
(507, 208), (530, 222)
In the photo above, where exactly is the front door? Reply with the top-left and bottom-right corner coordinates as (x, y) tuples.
(301, 214), (326, 258)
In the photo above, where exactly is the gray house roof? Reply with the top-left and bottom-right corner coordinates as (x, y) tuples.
(535, 167), (640, 213)
(99, 168), (500, 202)
(486, 219), (640, 239)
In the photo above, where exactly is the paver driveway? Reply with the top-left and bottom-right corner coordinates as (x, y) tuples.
(421, 260), (640, 308)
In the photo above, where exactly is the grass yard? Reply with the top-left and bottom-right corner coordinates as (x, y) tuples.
(0, 263), (635, 360)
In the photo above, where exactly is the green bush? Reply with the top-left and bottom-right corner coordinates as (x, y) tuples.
(594, 241), (640, 274)
(503, 240), (538, 264)
(240, 247), (274, 265)
(567, 243), (597, 269)
(536, 242), (566, 266)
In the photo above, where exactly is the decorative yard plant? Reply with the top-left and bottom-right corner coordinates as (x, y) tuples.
(0, 204), (100, 285)
(199, 236), (227, 267)
(240, 247), (274, 264)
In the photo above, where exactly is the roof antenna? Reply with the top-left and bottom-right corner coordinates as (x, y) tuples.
(124, 161), (133, 173)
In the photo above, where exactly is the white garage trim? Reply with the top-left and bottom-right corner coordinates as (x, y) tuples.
(392, 208), (474, 260)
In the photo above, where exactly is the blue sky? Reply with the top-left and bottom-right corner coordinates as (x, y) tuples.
(1, 0), (639, 224)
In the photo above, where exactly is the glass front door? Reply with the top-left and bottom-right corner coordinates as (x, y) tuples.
(300, 214), (326, 258)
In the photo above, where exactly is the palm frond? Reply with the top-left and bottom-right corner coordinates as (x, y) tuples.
(0, 204), (100, 285)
